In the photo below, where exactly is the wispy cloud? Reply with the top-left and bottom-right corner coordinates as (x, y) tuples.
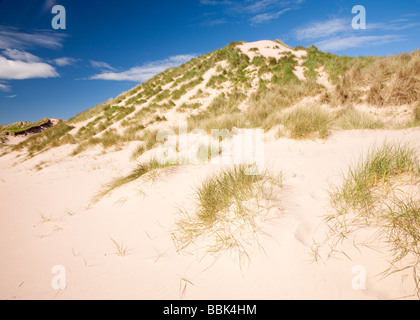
(294, 15), (417, 51)
(244, 0), (289, 14)
(89, 60), (116, 71)
(367, 21), (420, 31)
(250, 8), (292, 24)
(6, 95), (17, 98)
(53, 57), (78, 67)
(0, 82), (11, 92)
(295, 18), (350, 40)
(316, 35), (406, 51)
(89, 54), (197, 82)
(0, 25), (66, 50)
(200, 0), (304, 26)
(0, 26), (65, 81)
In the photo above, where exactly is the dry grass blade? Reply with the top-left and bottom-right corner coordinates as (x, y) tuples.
(109, 237), (129, 257)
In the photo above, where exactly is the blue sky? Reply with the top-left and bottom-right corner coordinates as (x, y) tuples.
(0, 0), (419, 124)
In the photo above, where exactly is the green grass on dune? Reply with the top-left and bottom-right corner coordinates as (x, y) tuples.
(322, 141), (420, 297)
(94, 157), (177, 202)
(173, 166), (283, 255)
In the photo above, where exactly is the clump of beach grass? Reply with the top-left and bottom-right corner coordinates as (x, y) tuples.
(172, 166), (283, 259)
(94, 157), (178, 202)
(281, 105), (333, 139)
(336, 108), (385, 130)
(329, 142), (419, 215)
(322, 141), (420, 297)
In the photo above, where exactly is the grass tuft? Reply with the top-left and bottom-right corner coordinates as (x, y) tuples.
(109, 237), (129, 257)
(172, 166), (283, 257)
(94, 157), (177, 202)
(323, 142), (420, 297)
(330, 142), (419, 214)
(336, 108), (384, 130)
(281, 105), (333, 139)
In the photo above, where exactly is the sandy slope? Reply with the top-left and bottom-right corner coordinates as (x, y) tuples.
(0, 127), (419, 300)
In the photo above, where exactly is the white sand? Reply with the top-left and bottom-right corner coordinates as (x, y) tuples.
(1, 128), (419, 300)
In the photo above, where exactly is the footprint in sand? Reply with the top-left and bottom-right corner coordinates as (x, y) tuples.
(294, 223), (313, 247)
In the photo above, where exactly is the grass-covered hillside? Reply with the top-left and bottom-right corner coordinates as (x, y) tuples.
(3, 40), (419, 158)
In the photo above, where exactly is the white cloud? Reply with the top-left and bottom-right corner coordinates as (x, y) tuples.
(316, 35), (405, 51)
(0, 25), (66, 50)
(295, 18), (350, 40)
(250, 8), (291, 24)
(0, 82), (11, 92)
(2, 49), (41, 63)
(90, 60), (116, 71)
(296, 16), (420, 42)
(53, 57), (78, 67)
(6, 95), (17, 98)
(89, 54), (197, 82)
(245, 0), (284, 14)
(368, 21), (420, 31)
(294, 16), (416, 52)
(0, 56), (59, 80)
(0, 26), (64, 80)
(200, 0), (304, 26)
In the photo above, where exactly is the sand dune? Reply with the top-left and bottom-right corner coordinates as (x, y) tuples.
(1, 127), (419, 300)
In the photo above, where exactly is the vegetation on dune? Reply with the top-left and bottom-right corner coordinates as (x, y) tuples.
(3, 40), (420, 295)
(6, 41), (420, 158)
(319, 142), (420, 297)
(1, 118), (55, 145)
(187, 90), (247, 132)
(94, 157), (177, 202)
(12, 122), (75, 156)
(173, 166), (283, 257)
(304, 46), (420, 107)
(414, 103), (420, 123)
(68, 97), (123, 124)
(336, 108), (385, 130)
(330, 142), (419, 213)
(303, 45), (355, 84)
(177, 102), (202, 113)
(246, 80), (322, 129)
(270, 53), (300, 85)
(206, 73), (229, 88)
(0, 118), (52, 135)
(280, 105), (333, 139)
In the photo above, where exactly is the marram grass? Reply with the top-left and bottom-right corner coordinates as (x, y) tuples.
(172, 165), (283, 258)
(322, 141), (420, 298)
(93, 157), (177, 202)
